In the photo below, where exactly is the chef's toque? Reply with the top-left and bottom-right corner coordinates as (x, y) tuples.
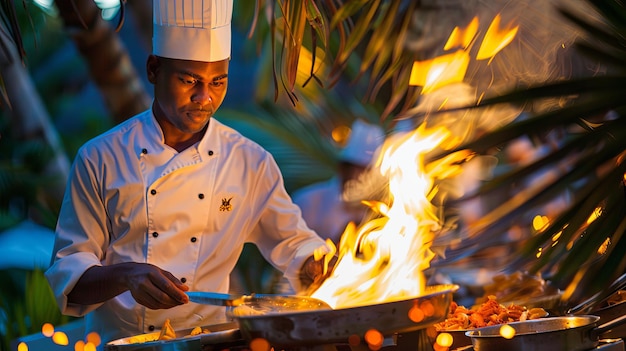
(153, 0), (233, 62)
(339, 119), (385, 167)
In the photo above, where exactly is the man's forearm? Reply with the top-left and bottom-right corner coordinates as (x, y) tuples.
(67, 264), (131, 305)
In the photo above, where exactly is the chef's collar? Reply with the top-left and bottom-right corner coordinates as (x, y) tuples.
(144, 108), (220, 158)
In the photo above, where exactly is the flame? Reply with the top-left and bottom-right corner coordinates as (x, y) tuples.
(409, 51), (470, 94)
(444, 17), (479, 50)
(476, 14), (519, 63)
(410, 14), (518, 93)
(312, 124), (465, 308)
(311, 14), (517, 313)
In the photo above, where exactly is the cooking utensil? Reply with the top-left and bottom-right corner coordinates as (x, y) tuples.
(234, 284), (458, 347)
(105, 321), (243, 351)
(186, 292), (331, 312)
(568, 272), (626, 315)
(466, 314), (626, 351)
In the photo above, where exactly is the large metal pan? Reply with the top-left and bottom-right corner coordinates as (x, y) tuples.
(466, 314), (626, 351)
(233, 284), (458, 347)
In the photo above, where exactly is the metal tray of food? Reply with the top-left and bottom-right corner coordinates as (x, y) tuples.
(105, 322), (244, 351)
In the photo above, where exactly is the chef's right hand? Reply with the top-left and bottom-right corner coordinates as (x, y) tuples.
(68, 262), (189, 309)
(125, 262), (189, 309)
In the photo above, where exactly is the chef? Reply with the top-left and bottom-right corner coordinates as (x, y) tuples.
(291, 119), (385, 244)
(45, 0), (329, 346)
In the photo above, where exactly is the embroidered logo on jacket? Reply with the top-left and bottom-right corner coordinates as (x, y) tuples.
(220, 197), (233, 212)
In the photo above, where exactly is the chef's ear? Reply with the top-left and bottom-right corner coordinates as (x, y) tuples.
(146, 54), (161, 84)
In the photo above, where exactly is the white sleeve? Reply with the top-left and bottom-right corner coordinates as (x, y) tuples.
(45, 147), (109, 317)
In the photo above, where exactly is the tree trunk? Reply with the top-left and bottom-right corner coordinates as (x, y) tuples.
(0, 23), (70, 220)
(54, 0), (151, 124)
(126, 0), (152, 49)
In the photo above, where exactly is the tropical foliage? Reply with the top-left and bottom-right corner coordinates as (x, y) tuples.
(428, 0), (626, 305)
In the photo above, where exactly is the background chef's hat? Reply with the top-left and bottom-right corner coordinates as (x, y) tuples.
(339, 119), (385, 167)
(153, 0), (233, 62)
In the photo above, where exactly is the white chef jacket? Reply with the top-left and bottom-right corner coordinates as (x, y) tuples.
(45, 109), (326, 345)
(291, 177), (367, 244)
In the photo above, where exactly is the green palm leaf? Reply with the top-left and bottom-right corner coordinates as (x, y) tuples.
(431, 0), (626, 306)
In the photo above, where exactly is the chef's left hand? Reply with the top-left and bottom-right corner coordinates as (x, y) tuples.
(299, 254), (337, 294)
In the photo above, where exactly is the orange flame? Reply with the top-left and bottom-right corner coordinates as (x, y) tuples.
(476, 14), (519, 63)
(410, 14), (518, 93)
(444, 17), (479, 50)
(312, 125), (466, 308)
(409, 51), (470, 94)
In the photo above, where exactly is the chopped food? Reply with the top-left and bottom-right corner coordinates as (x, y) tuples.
(127, 334), (159, 344)
(475, 271), (555, 305)
(189, 326), (212, 336)
(434, 295), (548, 330)
(157, 319), (177, 340)
(189, 326), (203, 336)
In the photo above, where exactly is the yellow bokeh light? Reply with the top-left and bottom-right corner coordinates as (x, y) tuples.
(17, 342), (29, 351)
(86, 332), (101, 346)
(41, 323), (55, 337)
(84, 342), (97, 351)
(598, 237), (611, 255)
(532, 215), (549, 232)
(331, 125), (352, 146)
(364, 329), (384, 350)
(74, 340), (85, 351)
(499, 324), (516, 339)
(436, 332), (454, 347)
(249, 338), (271, 351)
(408, 305), (425, 322)
(587, 207), (603, 224)
(421, 301), (435, 317)
(52, 331), (69, 346)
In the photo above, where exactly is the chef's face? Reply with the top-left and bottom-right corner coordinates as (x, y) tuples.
(147, 55), (229, 136)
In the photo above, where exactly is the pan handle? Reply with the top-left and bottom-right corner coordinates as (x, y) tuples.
(591, 313), (626, 339)
(568, 272), (626, 315)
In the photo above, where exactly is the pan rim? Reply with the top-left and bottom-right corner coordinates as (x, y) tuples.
(465, 315), (601, 338)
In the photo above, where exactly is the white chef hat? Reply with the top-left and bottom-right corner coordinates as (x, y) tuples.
(153, 0), (233, 62)
(339, 119), (385, 167)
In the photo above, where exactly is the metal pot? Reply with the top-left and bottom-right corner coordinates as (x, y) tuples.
(466, 314), (626, 351)
(234, 284), (458, 347)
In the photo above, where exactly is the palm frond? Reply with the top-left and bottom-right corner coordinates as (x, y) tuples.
(431, 0), (626, 306)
